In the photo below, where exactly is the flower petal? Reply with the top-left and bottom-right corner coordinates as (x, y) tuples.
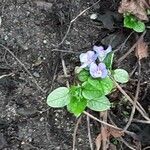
(98, 63), (106, 70)
(105, 45), (112, 54)
(98, 63), (108, 78)
(101, 69), (108, 78)
(87, 50), (95, 56)
(87, 51), (97, 61)
(79, 53), (88, 63)
(93, 45), (104, 52)
(80, 63), (88, 68)
(93, 46), (106, 61)
(90, 62), (97, 72)
(79, 50), (97, 69)
(90, 62), (98, 78)
(93, 45), (112, 62)
(98, 52), (106, 61)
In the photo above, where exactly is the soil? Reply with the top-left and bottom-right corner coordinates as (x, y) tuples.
(0, 0), (150, 150)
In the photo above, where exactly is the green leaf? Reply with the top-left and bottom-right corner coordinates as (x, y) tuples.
(87, 96), (110, 111)
(124, 14), (145, 33)
(82, 82), (103, 99)
(113, 69), (129, 83)
(67, 97), (87, 117)
(133, 21), (145, 33)
(88, 77), (114, 95)
(100, 77), (114, 94)
(103, 52), (114, 69)
(77, 69), (90, 82)
(124, 14), (136, 29)
(47, 87), (70, 107)
(70, 86), (82, 97)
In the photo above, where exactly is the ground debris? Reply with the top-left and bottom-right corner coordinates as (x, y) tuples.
(135, 37), (149, 60)
(90, 11), (122, 30)
(34, 1), (53, 11)
(108, 127), (124, 138)
(95, 127), (124, 150)
(0, 133), (7, 149)
(95, 133), (102, 150)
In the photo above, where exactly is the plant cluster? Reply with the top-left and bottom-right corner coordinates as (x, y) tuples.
(47, 45), (129, 117)
(119, 0), (150, 33)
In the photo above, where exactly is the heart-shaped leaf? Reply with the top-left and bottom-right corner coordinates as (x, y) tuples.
(82, 82), (103, 100)
(87, 96), (110, 111)
(47, 87), (70, 107)
(77, 69), (90, 82)
(124, 14), (145, 33)
(133, 21), (145, 33)
(113, 69), (129, 83)
(88, 77), (114, 95)
(67, 97), (87, 117)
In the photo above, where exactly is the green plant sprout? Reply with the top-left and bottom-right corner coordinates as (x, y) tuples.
(47, 45), (129, 117)
(123, 13), (145, 33)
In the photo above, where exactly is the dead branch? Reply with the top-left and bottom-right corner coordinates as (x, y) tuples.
(0, 44), (46, 93)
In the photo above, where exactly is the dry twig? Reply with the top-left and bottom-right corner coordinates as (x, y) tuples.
(84, 111), (122, 130)
(143, 146), (150, 150)
(114, 31), (134, 53)
(87, 115), (94, 150)
(100, 111), (109, 150)
(117, 31), (146, 63)
(132, 119), (150, 124)
(84, 111), (137, 137)
(0, 73), (14, 79)
(0, 44), (45, 93)
(61, 55), (70, 88)
(57, 0), (101, 46)
(111, 77), (150, 121)
(50, 63), (59, 92)
(119, 137), (136, 150)
(108, 114), (137, 150)
(73, 116), (82, 150)
(60, 57), (81, 150)
(123, 60), (141, 131)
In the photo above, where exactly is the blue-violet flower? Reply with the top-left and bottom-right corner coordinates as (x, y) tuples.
(79, 51), (97, 68)
(90, 62), (108, 78)
(93, 45), (112, 61)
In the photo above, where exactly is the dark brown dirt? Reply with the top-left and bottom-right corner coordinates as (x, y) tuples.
(0, 0), (150, 150)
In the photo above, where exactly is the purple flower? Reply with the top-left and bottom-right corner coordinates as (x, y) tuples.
(90, 62), (108, 78)
(93, 45), (112, 61)
(79, 51), (97, 68)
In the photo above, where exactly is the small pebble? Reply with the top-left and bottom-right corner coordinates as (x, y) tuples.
(56, 146), (61, 150)
(33, 72), (40, 78)
(40, 117), (44, 122)
(90, 13), (97, 20)
(43, 40), (47, 44)
(28, 137), (32, 142)
(65, 40), (70, 45)
(4, 35), (8, 40)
